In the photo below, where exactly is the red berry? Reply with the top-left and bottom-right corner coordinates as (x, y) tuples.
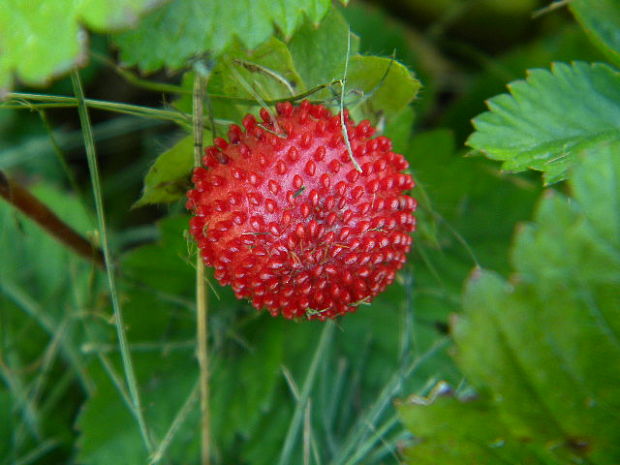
(187, 100), (416, 320)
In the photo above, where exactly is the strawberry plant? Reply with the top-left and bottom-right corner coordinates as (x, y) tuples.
(0, 1), (618, 464)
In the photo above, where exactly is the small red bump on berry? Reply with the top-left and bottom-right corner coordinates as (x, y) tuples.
(351, 186), (364, 201)
(305, 160), (316, 176)
(260, 108), (271, 122)
(276, 101), (293, 116)
(268, 179), (281, 195)
(242, 114), (257, 130)
(292, 174), (303, 190)
(329, 159), (341, 173)
(275, 160), (287, 175)
(214, 137), (228, 150)
(287, 146), (300, 162)
(228, 125), (242, 143)
(300, 203), (311, 218)
(346, 170), (360, 183)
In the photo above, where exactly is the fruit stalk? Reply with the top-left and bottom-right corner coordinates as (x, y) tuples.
(192, 71), (211, 465)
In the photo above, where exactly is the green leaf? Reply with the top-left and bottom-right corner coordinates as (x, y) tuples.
(111, 0), (334, 72)
(121, 215), (195, 295)
(76, 350), (199, 465)
(467, 62), (620, 184)
(0, 0), (164, 90)
(134, 134), (203, 207)
(346, 56), (420, 124)
(408, 129), (540, 274)
(383, 106), (415, 154)
(173, 37), (303, 122)
(400, 141), (620, 463)
(171, 13), (418, 135)
(397, 383), (554, 464)
(442, 25), (603, 141)
(288, 9), (354, 91)
(209, 37), (303, 102)
(570, 0), (620, 67)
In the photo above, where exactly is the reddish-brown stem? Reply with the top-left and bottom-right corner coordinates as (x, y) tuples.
(0, 170), (104, 268)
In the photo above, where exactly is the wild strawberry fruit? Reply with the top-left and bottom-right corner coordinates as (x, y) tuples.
(186, 100), (416, 320)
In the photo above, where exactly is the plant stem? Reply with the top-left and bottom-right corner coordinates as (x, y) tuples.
(6, 92), (192, 125)
(5, 77), (342, 117)
(192, 71), (210, 465)
(70, 70), (153, 452)
(0, 170), (104, 268)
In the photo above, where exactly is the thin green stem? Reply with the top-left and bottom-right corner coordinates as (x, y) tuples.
(13, 438), (59, 465)
(339, 31), (361, 173)
(193, 71), (211, 465)
(149, 381), (200, 465)
(37, 109), (89, 212)
(70, 70), (153, 452)
(6, 92), (191, 125)
(4, 78), (341, 119)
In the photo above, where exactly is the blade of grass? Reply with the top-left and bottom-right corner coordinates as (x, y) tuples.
(322, 357), (347, 455)
(278, 322), (335, 465)
(0, 350), (41, 440)
(13, 438), (59, 465)
(149, 380), (200, 465)
(329, 336), (449, 465)
(304, 400), (312, 465)
(192, 68), (211, 465)
(70, 69), (153, 453)
(341, 414), (400, 465)
(15, 332), (66, 455)
(19, 320), (67, 440)
(0, 279), (92, 392)
(282, 366), (323, 465)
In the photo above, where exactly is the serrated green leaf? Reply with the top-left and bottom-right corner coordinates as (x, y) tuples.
(111, 0), (333, 73)
(0, 0), (165, 90)
(134, 134), (205, 207)
(443, 25), (603, 141)
(346, 56), (420, 124)
(570, 0), (620, 67)
(401, 142), (620, 464)
(467, 62), (620, 184)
